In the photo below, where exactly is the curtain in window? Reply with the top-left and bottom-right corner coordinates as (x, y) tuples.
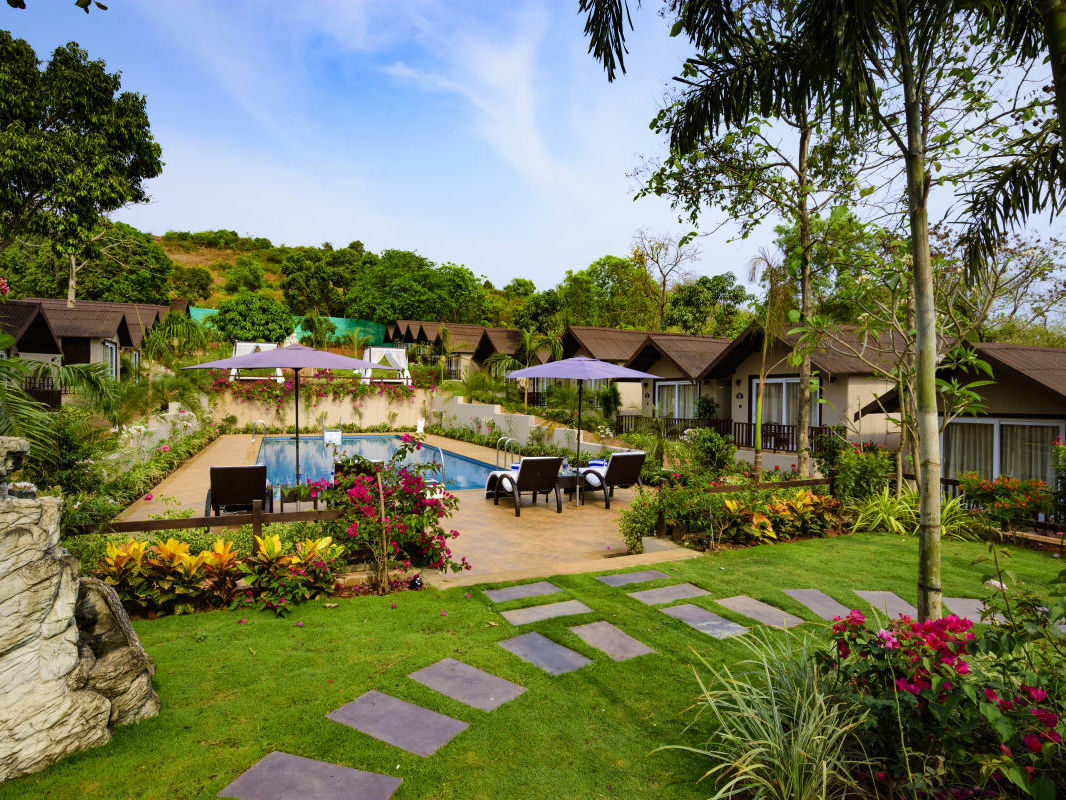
(943, 423), (994, 479)
(677, 383), (698, 418)
(785, 381), (800, 427)
(656, 384), (676, 417)
(1002, 424), (1057, 484)
(761, 382), (785, 424)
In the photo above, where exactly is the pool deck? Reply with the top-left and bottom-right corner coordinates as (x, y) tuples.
(115, 433), (698, 584)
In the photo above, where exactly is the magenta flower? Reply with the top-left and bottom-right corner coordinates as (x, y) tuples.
(295, 621), (304, 628)
(440, 610), (447, 617)
(143, 493), (154, 501)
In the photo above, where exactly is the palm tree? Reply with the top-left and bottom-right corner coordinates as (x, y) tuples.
(0, 356), (118, 461)
(747, 250), (791, 479)
(142, 313), (213, 366)
(435, 325), (455, 384)
(485, 329), (562, 411)
(346, 331), (373, 359)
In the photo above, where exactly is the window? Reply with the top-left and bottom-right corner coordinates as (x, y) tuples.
(102, 340), (119, 379)
(655, 381), (698, 418)
(941, 418), (1062, 484)
(750, 377), (820, 426)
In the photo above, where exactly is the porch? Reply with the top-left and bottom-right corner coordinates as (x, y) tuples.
(615, 415), (835, 452)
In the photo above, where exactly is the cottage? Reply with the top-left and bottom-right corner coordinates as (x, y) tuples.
(858, 341), (1066, 485)
(557, 326), (650, 410)
(430, 323), (485, 380)
(0, 301), (62, 363)
(697, 324), (899, 453)
(624, 332), (732, 422)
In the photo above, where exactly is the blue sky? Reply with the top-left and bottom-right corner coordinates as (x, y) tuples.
(7, 0), (770, 288)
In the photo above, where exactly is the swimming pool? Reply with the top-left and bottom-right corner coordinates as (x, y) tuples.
(256, 435), (495, 490)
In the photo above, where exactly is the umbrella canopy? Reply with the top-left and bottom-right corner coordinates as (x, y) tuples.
(507, 356), (656, 381)
(507, 356), (657, 489)
(185, 344), (400, 484)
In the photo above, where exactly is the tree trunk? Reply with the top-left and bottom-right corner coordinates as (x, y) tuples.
(899, 27), (942, 622)
(1040, 0), (1066, 146)
(67, 254), (78, 308)
(796, 121), (813, 476)
(753, 369), (766, 478)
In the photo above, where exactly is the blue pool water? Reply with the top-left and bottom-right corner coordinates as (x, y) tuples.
(256, 435), (495, 490)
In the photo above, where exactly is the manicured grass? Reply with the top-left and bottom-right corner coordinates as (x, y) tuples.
(3, 534), (1060, 800)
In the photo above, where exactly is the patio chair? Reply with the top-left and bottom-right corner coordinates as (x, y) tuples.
(578, 451), (645, 510)
(204, 465), (273, 517)
(484, 456), (563, 517)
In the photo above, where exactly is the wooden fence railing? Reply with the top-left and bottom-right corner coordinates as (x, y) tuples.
(75, 501), (343, 544)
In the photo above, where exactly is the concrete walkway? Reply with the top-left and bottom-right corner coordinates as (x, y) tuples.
(114, 431), (698, 585)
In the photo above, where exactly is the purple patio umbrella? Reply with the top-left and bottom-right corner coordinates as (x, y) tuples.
(508, 356), (657, 472)
(185, 344), (399, 484)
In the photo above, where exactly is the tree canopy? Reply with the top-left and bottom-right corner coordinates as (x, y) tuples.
(208, 293), (295, 343)
(0, 32), (161, 258)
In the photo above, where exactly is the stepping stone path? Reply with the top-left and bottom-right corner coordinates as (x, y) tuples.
(483, 581), (562, 603)
(409, 658), (525, 712)
(501, 599), (593, 626)
(217, 751), (401, 800)
(661, 604), (748, 639)
(944, 597), (993, 625)
(854, 590), (918, 620)
(628, 583), (709, 606)
(716, 595), (804, 628)
(595, 569), (670, 587)
(328, 690), (468, 756)
(569, 621), (654, 661)
(499, 632), (591, 675)
(782, 589), (851, 621)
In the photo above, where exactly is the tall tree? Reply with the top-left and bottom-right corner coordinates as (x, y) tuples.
(0, 33), (162, 305)
(579, 0), (1042, 620)
(630, 228), (699, 330)
(557, 255), (657, 329)
(664, 273), (752, 335)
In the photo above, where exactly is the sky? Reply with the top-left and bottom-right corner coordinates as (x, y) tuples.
(7, 0), (773, 289)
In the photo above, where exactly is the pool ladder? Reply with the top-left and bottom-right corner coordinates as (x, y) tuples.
(433, 444), (446, 487)
(495, 436), (521, 469)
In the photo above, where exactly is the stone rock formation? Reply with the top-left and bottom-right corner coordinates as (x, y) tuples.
(0, 437), (159, 783)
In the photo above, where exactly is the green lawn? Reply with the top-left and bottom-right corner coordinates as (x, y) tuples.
(3, 535), (1060, 800)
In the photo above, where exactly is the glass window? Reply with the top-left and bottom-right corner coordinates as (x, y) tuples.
(656, 383), (677, 417)
(752, 377), (820, 426)
(1002, 424), (1057, 484)
(102, 341), (118, 379)
(943, 422), (994, 479)
(677, 383), (698, 418)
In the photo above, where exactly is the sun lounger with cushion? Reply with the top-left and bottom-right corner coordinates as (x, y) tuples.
(578, 451), (645, 509)
(484, 456), (563, 517)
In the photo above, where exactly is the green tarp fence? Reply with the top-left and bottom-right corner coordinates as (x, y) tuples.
(190, 307), (386, 346)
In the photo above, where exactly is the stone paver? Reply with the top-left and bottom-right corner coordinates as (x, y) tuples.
(628, 583), (708, 605)
(854, 591), (918, 620)
(662, 604), (748, 639)
(782, 589), (851, 621)
(716, 595), (804, 628)
(944, 597), (991, 625)
(483, 581), (562, 603)
(217, 751), (401, 800)
(595, 569), (670, 587)
(499, 632), (591, 675)
(327, 691), (468, 756)
(500, 599), (593, 625)
(569, 621), (654, 661)
(408, 658), (525, 711)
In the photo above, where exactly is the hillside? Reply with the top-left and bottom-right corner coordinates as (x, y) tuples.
(154, 236), (285, 307)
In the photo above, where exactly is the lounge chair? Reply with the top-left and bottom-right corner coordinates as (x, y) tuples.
(578, 451), (645, 509)
(484, 456), (563, 517)
(204, 465), (273, 517)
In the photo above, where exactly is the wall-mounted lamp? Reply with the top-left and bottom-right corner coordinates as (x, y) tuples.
(735, 379), (741, 386)
(736, 393), (743, 400)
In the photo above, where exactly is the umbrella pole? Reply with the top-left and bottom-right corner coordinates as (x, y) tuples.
(294, 367), (301, 486)
(576, 380), (582, 504)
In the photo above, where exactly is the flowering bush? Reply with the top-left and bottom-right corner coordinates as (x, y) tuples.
(832, 444), (894, 501)
(318, 434), (469, 592)
(819, 605), (1064, 797)
(959, 473), (1052, 530)
(208, 369), (418, 413)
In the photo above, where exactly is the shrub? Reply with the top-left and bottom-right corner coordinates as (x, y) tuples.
(959, 473), (1052, 530)
(682, 428), (736, 476)
(832, 445), (893, 501)
(236, 534), (344, 616)
(98, 538), (206, 616)
(618, 489), (658, 553)
(850, 488), (983, 540)
(665, 631), (866, 800)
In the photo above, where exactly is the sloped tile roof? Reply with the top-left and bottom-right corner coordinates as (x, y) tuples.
(626, 332), (733, 381)
(562, 326), (653, 363)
